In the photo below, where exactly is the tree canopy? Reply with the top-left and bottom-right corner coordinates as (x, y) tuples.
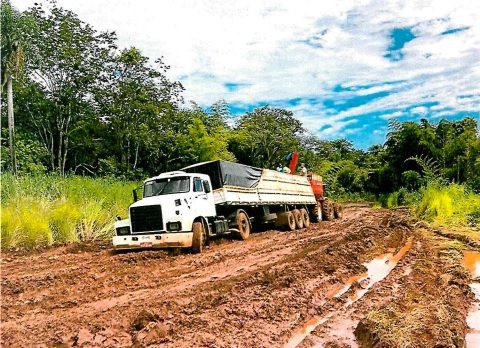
(1, 0), (479, 195)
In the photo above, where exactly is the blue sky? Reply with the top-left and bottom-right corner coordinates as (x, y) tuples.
(13, 0), (480, 149)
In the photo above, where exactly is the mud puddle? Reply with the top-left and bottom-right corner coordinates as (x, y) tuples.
(462, 251), (480, 347)
(285, 238), (413, 348)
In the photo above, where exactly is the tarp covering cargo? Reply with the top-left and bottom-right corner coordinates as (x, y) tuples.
(183, 160), (263, 190)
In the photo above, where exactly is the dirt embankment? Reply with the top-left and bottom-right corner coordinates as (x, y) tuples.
(0, 207), (476, 347)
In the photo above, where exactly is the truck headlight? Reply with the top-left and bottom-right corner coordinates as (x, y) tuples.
(116, 226), (131, 236)
(166, 221), (181, 231)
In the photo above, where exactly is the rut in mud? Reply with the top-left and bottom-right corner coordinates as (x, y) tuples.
(0, 206), (475, 347)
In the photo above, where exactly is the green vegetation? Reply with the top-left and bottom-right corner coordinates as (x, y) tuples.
(1, 0), (479, 247)
(1, 174), (137, 248)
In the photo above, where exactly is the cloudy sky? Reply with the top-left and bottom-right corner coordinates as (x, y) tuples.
(12, 0), (480, 148)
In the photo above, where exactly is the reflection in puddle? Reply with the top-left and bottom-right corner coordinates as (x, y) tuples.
(285, 238), (413, 348)
(463, 251), (480, 348)
(463, 251), (480, 278)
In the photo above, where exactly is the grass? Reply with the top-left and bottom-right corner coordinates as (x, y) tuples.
(415, 184), (480, 227)
(379, 183), (480, 228)
(1, 174), (139, 249)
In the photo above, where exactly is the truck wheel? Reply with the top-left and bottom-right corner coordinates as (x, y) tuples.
(333, 203), (343, 219)
(286, 211), (296, 231)
(236, 211), (250, 240)
(192, 222), (205, 254)
(301, 208), (310, 228)
(293, 209), (304, 229)
(321, 200), (334, 221)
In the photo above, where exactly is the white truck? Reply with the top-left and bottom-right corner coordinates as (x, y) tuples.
(112, 160), (339, 253)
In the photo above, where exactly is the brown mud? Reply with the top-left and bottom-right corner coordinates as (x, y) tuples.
(0, 207), (476, 347)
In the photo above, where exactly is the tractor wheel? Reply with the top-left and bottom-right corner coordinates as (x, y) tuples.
(321, 200), (334, 221)
(235, 211), (251, 240)
(333, 203), (343, 219)
(192, 222), (205, 254)
(293, 209), (304, 229)
(301, 208), (310, 228)
(311, 203), (322, 222)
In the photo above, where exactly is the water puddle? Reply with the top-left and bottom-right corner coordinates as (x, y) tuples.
(462, 251), (480, 348)
(285, 238), (413, 348)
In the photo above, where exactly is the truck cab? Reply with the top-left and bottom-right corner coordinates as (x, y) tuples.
(112, 171), (215, 250)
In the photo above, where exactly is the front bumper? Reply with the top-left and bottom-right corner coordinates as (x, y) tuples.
(112, 232), (193, 250)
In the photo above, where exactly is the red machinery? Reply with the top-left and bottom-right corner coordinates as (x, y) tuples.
(308, 173), (324, 201)
(287, 152), (325, 200)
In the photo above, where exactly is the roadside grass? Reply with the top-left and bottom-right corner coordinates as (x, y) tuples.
(380, 184), (480, 228)
(415, 184), (480, 227)
(1, 174), (138, 249)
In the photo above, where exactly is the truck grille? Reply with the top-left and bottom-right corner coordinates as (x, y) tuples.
(130, 205), (163, 233)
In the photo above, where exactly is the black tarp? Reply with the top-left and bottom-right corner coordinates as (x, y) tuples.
(183, 160), (263, 190)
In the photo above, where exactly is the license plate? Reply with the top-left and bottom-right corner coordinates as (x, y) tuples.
(140, 242), (152, 247)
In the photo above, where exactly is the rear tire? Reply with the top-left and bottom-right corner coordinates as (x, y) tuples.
(235, 211), (251, 240)
(301, 208), (310, 228)
(286, 211), (296, 231)
(311, 203), (322, 222)
(293, 209), (304, 229)
(192, 222), (205, 254)
(333, 203), (343, 219)
(321, 200), (334, 221)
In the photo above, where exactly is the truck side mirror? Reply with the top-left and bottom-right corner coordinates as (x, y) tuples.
(132, 186), (142, 202)
(203, 180), (211, 193)
(132, 189), (138, 202)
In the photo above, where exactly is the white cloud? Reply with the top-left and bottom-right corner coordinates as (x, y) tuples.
(12, 0), (480, 144)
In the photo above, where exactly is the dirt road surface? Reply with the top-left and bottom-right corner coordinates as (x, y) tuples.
(1, 206), (476, 347)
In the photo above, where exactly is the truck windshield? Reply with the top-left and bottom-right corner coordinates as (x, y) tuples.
(143, 177), (190, 197)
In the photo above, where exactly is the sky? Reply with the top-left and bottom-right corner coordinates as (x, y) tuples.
(12, 0), (480, 149)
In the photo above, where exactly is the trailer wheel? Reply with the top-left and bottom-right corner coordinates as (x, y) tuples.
(286, 211), (296, 231)
(235, 211), (250, 240)
(192, 222), (205, 254)
(293, 209), (304, 229)
(301, 208), (310, 228)
(321, 200), (334, 221)
(333, 203), (343, 219)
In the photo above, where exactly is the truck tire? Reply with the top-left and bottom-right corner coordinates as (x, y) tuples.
(293, 209), (304, 229)
(286, 211), (296, 231)
(321, 200), (334, 221)
(276, 211), (296, 231)
(301, 208), (310, 228)
(311, 203), (322, 222)
(333, 203), (343, 219)
(192, 222), (205, 254)
(235, 211), (251, 240)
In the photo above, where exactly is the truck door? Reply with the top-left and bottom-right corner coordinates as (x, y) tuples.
(192, 177), (215, 217)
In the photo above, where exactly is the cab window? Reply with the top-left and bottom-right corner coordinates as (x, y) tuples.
(193, 177), (203, 192)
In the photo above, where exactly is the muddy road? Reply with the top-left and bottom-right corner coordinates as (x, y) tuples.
(1, 206), (477, 347)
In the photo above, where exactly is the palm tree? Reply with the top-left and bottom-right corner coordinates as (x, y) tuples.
(1, 0), (29, 174)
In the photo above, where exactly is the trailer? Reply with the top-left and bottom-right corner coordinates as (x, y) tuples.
(112, 160), (340, 253)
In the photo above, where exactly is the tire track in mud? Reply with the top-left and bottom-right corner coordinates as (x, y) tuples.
(285, 237), (415, 348)
(1, 207), (406, 347)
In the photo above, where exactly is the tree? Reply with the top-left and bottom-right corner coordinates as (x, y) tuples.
(1, 0), (34, 173)
(98, 47), (183, 173)
(231, 106), (304, 168)
(24, 2), (117, 175)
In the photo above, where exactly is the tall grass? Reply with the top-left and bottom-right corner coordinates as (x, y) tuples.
(415, 184), (480, 227)
(1, 174), (139, 248)
(380, 183), (480, 227)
